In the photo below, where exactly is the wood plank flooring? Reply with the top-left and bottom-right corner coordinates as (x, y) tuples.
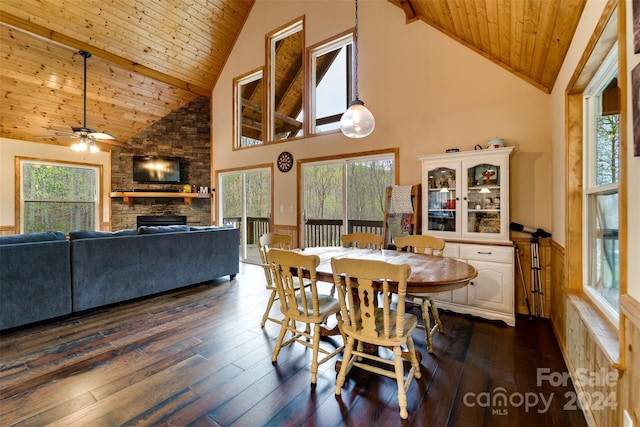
(0, 262), (588, 426)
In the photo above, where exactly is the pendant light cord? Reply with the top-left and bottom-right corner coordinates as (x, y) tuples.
(353, 0), (360, 101)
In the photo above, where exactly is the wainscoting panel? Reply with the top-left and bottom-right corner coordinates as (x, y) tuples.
(0, 225), (17, 235)
(271, 224), (299, 248)
(549, 240), (636, 427)
(620, 295), (640, 427)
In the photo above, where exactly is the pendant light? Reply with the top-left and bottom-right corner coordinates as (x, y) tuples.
(340, 0), (375, 138)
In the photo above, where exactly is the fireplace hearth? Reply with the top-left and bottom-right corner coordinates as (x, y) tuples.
(137, 215), (187, 228)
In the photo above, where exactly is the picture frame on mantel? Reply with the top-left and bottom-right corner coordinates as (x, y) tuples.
(634, 63), (640, 157)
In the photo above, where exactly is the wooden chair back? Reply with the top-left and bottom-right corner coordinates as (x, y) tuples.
(394, 235), (445, 257)
(331, 257), (411, 343)
(340, 232), (384, 250)
(267, 248), (323, 322)
(259, 233), (292, 289)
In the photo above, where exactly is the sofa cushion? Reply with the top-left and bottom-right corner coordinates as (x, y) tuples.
(69, 229), (138, 240)
(137, 225), (191, 234)
(0, 231), (66, 245)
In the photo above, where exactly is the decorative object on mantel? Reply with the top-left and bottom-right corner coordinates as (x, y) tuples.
(339, 0), (375, 139)
(35, 51), (131, 153)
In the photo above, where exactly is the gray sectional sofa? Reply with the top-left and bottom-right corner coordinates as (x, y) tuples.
(0, 226), (239, 330)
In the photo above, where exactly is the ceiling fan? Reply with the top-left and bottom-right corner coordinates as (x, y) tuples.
(37, 50), (131, 152)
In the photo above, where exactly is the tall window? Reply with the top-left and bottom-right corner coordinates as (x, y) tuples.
(583, 46), (619, 321)
(234, 68), (264, 149)
(267, 18), (304, 142)
(21, 159), (100, 234)
(308, 32), (353, 134)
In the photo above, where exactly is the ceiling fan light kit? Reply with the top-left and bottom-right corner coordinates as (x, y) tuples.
(36, 50), (130, 152)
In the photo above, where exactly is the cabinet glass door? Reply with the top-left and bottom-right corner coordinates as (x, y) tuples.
(425, 166), (458, 233)
(464, 162), (502, 236)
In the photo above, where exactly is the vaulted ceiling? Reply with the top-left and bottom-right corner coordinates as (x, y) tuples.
(0, 0), (586, 149)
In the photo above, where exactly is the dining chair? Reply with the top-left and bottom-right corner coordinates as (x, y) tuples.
(336, 232), (384, 298)
(340, 232), (384, 249)
(267, 248), (345, 385)
(393, 234), (446, 353)
(258, 232), (295, 328)
(331, 256), (421, 420)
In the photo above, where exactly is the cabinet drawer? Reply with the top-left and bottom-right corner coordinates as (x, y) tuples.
(460, 244), (513, 264)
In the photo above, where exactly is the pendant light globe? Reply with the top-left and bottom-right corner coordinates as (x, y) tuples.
(339, 99), (375, 138)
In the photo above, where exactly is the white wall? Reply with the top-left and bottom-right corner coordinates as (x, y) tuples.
(0, 137), (112, 229)
(212, 0), (553, 231)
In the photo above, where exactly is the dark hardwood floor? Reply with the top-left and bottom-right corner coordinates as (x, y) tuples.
(0, 262), (588, 426)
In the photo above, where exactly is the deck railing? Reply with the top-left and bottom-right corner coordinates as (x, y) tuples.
(222, 216), (270, 244)
(304, 218), (384, 247)
(222, 217), (384, 247)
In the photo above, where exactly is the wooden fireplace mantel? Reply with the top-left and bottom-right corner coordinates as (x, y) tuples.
(110, 191), (212, 206)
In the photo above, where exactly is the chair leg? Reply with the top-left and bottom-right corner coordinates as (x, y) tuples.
(335, 336), (355, 395)
(406, 336), (421, 379)
(309, 323), (323, 384)
(261, 290), (278, 328)
(420, 300), (434, 353)
(429, 297), (443, 333)
(393, 346), (409, 419)
(272, 318), (290, 362)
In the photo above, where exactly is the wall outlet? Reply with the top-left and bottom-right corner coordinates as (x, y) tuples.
(623, 409), (633, 427)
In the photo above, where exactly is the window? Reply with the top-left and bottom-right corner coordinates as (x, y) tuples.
(234, 68), (264, 148)
(582, 46), (619, 322)
(218, 167), (271, 263)
(267, 17), (304, 142)
(301, 151), (395, 247)
(308, 31), (353, 134)
(21, 159), (100, 234)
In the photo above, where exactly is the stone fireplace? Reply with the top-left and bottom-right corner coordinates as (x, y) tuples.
(110, 97), (212, 231)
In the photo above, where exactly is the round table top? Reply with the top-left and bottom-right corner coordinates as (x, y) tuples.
(297, 247), (478, 293)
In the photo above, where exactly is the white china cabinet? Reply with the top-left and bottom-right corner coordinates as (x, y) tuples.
(419, 147), (515, 326)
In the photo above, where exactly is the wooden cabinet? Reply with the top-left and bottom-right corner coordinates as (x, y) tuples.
(420, 148), (515, 325)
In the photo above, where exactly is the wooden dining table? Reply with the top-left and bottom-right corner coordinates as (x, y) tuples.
(294, 246), (478, 362)
(296, 246), (478, 293)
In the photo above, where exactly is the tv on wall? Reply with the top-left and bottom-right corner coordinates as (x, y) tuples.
(133, 156), (181, 183)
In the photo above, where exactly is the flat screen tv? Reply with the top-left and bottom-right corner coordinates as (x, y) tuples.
(133, 156), (181, 183)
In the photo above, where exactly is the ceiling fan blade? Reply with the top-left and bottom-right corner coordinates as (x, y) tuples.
(41, 126), (75, 135)
(35, 135), (79, 139)
(88, 131), (115, 140)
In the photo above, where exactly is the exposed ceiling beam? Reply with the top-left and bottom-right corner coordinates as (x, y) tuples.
(0, 12), (211, 98)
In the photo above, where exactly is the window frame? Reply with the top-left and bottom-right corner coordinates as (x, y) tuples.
(266, 16), (305, 143)
(306, 29), (354, 136)
(233, 67), (265, 150)
(18, 157), (101, 234)
(581, 44), (620, 326)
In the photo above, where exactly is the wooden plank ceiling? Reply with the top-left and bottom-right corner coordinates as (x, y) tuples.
(0, 0), (254, 148)
(388, 0), (587, 93)
(1, 0), (585, 149)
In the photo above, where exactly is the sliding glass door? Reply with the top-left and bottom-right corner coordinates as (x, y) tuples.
(219, 168), (271, 263)
(302, 154), (394, 247)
